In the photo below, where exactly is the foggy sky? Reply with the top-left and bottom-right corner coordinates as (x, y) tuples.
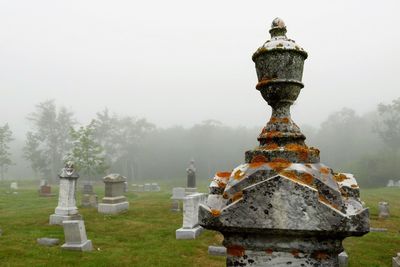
(1, 0), (399, 138)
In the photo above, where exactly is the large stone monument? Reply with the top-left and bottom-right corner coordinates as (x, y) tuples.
(186, 159), (197, 194)
(98, 173), (129, 214)
(199, 18), (369, 267)
(49, 162), (82, 225)
(176, 193), (207, 239)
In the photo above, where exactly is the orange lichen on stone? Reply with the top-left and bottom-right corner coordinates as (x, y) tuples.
(280, 170), (314, 186)
(265, 248), (273, 254)
(305, 164), (312, 169)
(266, 131), (282, 139)
(262, 143), (279, 150)
(312, 251), (329, 261)
(268, 117), (290, 124)
(267, 158), (291, 172)
(318, 195), (339, 210)
(227, 245), (246, 257)
(222, 192), (229, 199)
(320, 167), (331, 175)
(217, 181), (226, 188)
(281, 117), (290, 123)
(284, 143), (309, 161)
(210, 209), (221, 217)
(217, 172), (231, 178)
(269, 117), (279, 123)
(334, 173), (347, 182)
(250, 155), (267, 168)
(233, 170), (245, 180)
(231, 191), (243, 202)
(351, 184), (359, 188)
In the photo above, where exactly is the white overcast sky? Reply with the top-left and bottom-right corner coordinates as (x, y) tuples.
(0, 0), (399, 137)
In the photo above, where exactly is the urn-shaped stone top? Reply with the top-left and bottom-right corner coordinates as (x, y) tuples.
(252, 18), (307, 62)
(103, 173), (126, 183)
(59, 161), (79, 179)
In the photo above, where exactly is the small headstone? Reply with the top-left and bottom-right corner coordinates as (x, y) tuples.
(387, 180), (395, 187)
(338, 251), (348, 267)
(186, 159), (197, 193)
(10, 182), (18, 190)
(39, 185), (54, 197)
(61, 220), (92, 251)
(138, 185), (144, 192)
(37, 237), (60, 246)
(171, 200), (180, 212)
(396, 180), (400, 187)
(172, 187), (186, 200)
(378, 202), (390, 219)
(176, 193), (207, 239)
(144, 183), (151, 192)
(393, 252), (400, 267)
(151, 183), (160, 192)
(131, 184), (138, 192)
(39, 179), (48, 187)
(82, 194), (98, 208)
(208, 246), (227, 256)
(98, 174), (129, 214)
(82, 184), (94, 195)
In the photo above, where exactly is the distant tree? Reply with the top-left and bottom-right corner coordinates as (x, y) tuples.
(376, 98), (400, 151)
(23, 132), (50, 178)
(65, 121), (108, 181)
(0, 123), (14, 180)
(26, 100), (75, 180)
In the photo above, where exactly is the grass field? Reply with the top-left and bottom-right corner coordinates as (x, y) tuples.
(0, 181), (399, 267)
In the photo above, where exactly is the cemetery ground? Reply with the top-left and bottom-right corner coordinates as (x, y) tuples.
(0, 181), (399, 267)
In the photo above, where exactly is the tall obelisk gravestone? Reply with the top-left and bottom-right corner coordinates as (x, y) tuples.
(199, 18), (369, 267)
(50, 162), (82, 225)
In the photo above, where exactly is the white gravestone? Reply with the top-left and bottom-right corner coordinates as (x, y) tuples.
(144, 183), (151, 192)
(61, 220), (92, 251)
(151, 183), (161, 192)
(98, 174), (129, 214)
(176, 193), (207, 239)
(379, 201), (390, 219)
(49, 162), (82, 225)
(171, 187), (186, 212)
(393, 252), (400, 267)
(338, 251), (348, 267)
(10, 182), (18, 190)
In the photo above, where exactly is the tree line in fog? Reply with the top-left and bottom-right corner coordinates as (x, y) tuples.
(0, 98), (399, 188)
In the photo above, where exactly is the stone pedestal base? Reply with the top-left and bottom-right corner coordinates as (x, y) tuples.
(176, 226), (203, 239)
(61, 239), (93, 251)
(49, 214), (82, 225)
(98, 201), (129, 214)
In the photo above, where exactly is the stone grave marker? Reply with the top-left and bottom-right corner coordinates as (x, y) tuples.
(49, 162), (82, 225)
(176, 193), (207, 239)
(98, 174), (129, 214)
(379, 201), (390, 218)
(61, 220), (92, 251)
(171, 187), (186, 212)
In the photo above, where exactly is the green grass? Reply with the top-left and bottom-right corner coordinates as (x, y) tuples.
(0, 182), (399, 266)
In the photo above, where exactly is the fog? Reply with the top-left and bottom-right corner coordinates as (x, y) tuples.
(0, 1), (399, 186)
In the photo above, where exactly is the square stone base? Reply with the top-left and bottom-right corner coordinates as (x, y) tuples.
(49, 214), (82, 225)
(98, 201), (129, 214)
(176, 226), (203, 240)
(61, 239), (93, 251)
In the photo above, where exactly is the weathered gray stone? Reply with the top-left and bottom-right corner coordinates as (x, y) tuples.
(151, 183), (160, 192)
(208, 246), (227, 256)
(98, 173), (129, 214)
(61, 220), (92, 251)
(37, 237), (60, 246)
(379, 202), (390, 218)
(171, 187), (186, 200)
(393, 252), (400, 267)
(370, 227), (388, 232)
(81, 194), (98, 208)
(82, 183), (94, 194)
(49, 162), (82, 225)
(338, 251), (348, 267)
(39, 184), (54, 197)
(131, 184), (138, 191)
(171, 199), (181, 212)
(387, 180), (395, 187)
(144, 183), (151, 192)
(176, 193), (207, 240)
(186, 159), (196, 189)
(198, 18), (369, 267)
(137, 184), (144, 192)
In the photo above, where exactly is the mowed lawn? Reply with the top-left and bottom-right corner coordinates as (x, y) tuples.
(0, 181), (399, 267)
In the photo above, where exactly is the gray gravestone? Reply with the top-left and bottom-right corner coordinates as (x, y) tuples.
(208, 246), (227, 256)
(198, 18), (369, 267)
(171, 187), (186, 212)
(37, 237), (60, 246)
(98, 174), (129, 214)
(338, 251), (348, 267)
(144, 183), (151, 192)
(393, 252), (400, 267)
(49, 162), (82, 225)
(379, 202), (390, 219)
(61, 220), (92, 251)
(186, 160), (197, 194)
(176, 193), (207, 239)
(10, 182), (18, 190)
